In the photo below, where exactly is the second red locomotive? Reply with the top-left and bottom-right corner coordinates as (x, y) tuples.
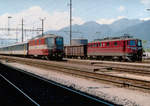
(64, 36), (143, 61)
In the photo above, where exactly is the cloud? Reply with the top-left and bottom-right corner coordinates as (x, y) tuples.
(118, 6), (125, 12)
(96, 16), (126, 24)
(0, 6), (85, 40)
(140, 0), (150, 5)
(140, 17), (150, 21)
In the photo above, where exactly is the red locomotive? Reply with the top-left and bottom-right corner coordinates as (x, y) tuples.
(28, 34), (64, 59)
(88, 36), (143, 61)
(64, 36), (143, 61)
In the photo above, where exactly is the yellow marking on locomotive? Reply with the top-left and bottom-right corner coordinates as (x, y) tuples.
(24, 44), (25, 56)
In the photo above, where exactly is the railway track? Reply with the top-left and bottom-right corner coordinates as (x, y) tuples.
(0, 62), (114, 105)
(66, 58), (150, 76)
(93, 64), (150, 76)
(0, 55), (150, 93)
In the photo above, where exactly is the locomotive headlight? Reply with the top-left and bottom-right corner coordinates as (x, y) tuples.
(132, 47), (137, 50)
(128, 47), (137, 50)
(138, 47), (142, 50)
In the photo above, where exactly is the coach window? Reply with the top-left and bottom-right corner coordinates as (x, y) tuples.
(114, 42), (118, 46)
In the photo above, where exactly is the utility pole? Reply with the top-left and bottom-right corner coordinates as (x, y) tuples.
(16, 27), (18, 43)
(8, 16), (12, 36)
(40, 17), (46, 37)
(70, 0), (72, 45)
(22, 18), (24, 42)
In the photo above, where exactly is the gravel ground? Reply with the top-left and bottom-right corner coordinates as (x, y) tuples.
(1, 61), (150, 106)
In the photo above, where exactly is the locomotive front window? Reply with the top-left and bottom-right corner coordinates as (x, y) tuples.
(56, 37), (63, 50)
(137, 40), (142, 47)
(128, 40), (136, 46)
(56, 37), (63, 45)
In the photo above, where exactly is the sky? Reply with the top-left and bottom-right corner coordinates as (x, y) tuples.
(0, 0), (150, 41)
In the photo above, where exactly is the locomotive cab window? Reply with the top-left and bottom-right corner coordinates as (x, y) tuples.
(128, 40), (136, 46)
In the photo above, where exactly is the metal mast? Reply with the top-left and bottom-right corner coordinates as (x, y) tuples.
(22, 18), (24, 42)
(8, 16), (12, 36)
(70, 0), (72, 45)
(40, 18), (46, 37)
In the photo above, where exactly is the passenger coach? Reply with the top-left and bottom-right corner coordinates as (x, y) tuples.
(0, 42), (28, 56)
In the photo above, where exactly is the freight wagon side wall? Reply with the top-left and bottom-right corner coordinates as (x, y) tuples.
(64, 45), (86, 57)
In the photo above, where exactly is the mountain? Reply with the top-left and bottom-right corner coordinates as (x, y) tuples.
(114, 20), (150, 41)
(45, 18), (150, 48)
(110, 18), (142, 32)
(46, 21), (112, 44)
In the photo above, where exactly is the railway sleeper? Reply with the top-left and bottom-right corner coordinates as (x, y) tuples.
(93, 67), (113, 72)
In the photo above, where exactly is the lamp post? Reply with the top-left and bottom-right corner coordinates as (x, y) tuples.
(8, 16), (12, 36)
